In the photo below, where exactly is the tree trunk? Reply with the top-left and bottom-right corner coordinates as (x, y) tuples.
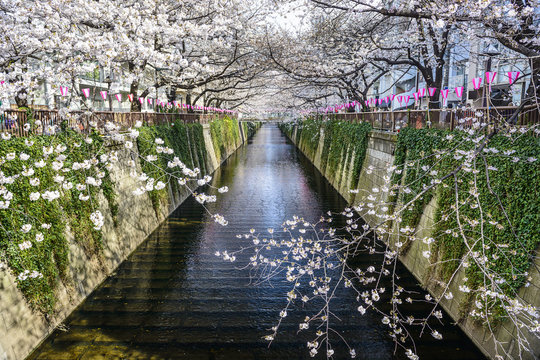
(130, 80), (141, 112)
(186, 93), (193, 113)
(431, 65), (444, 110)
(167, 86), (176, 103)
(422, 65), (444, 110)
(427, 83), (442, 109)
(525, 57), (540, 103)
(15, 89), (28, 108)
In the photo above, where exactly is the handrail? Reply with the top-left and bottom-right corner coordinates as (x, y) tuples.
(0, 110), (228, 137)
(313, 106), (539, 132)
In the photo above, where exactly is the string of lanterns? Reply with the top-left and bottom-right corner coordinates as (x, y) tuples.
(316, 71), (521, 114)
(55, 86), (237, 113)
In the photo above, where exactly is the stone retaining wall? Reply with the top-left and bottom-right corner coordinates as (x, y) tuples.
(0, 122), (257, 360)
(285, 125), (540, 360)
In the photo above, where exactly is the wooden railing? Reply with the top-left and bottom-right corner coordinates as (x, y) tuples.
(0, 110), (227, 137)
(318, 106), (539, 132)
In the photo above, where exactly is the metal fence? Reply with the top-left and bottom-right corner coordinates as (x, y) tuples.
(0, 110), (225, 137)
(319, 106), (540, 132)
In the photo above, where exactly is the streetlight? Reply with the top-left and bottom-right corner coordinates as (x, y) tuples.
(104, 75), (112, 111)
(482, 43), (501, 108)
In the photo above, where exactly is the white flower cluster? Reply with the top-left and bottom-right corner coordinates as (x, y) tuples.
(86, 176), (102, 187)
(17, 270), (43, 281)
(195, 193), (217, 204)
(167, 157), (185, 169)
(213, 214), (228, 226)
(155, 181), (166, 190)
(215, 250), (235, 261)
(20, 224), (32, 233)
(156, 146), (174, 155)
(72, 160), (92, 171)
(182, 167), (200, 178)
(18, 241), (32, 251)
(42, 190), (61, 201)
(90, 210), (104, 230)
(197, 175), (212, 186)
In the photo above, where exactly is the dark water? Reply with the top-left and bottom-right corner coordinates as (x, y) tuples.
(28, 125), (485, 360)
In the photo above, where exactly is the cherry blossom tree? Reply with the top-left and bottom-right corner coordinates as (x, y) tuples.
(0, 0), (268, 112)
(1, 1), (539, 360)
(307, 0), (540, 108)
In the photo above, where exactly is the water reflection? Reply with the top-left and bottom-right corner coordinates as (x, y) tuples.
(28, 125), (485, 359)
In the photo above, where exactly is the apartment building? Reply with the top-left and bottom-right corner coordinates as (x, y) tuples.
(367, 40), (530, 110)
(9, 64), (201, 112)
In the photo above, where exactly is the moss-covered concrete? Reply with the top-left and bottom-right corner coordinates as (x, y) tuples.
(0, 121), (258, 360)
(283, 124), (540, 360)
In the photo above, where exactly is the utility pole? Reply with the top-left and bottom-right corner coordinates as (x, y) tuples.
(104, 76), (112, 111)
(482, 44), (500, 109)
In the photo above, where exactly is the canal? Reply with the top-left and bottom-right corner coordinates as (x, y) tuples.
(28, 124), (485, 359)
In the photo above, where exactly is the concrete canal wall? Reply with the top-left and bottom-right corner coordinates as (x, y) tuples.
(283, 123), (540, 360)
(0, 120), (259, 360)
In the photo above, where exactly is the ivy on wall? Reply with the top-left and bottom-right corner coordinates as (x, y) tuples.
(389, 127), (445, 231)
(281, 117), (371, 190)
(321, 120), (371, 186)
(209, 116), (241, 162)
(285, 120), (540, 324)
(278, 122), (295, 138)
(390, 127), (540, 322)
(242, 121), (259, 140)
(0, 130), (117, 313)
(137, 118), (254, 216)
(0, 117), (252, 314)
(297, 117), (322, 159)
(136, 122), (207, 215)
(190, 124), (208, 176)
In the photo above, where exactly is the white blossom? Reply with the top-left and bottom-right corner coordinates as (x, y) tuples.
(90, 210), (105, 230)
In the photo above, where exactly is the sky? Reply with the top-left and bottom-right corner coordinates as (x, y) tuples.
(267, 0), (310, 34)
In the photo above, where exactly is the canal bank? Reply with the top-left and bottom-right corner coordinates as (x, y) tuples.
(281, 121), (540, 360)
(27, 124), (483, 360)
(0, 119), (259, 360)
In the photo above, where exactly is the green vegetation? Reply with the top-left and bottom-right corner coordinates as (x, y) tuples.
(320, 120), (371, 184)
(0, 129), (117, 313)
(210, 116), (242, 161)
(284, 120), (539, 323)
(242, 121), (259, 140)
(190, 123), (208, 175)
(0, 115), (250, 314)
(390, 127), (540, 322)
(389, 127), (443, 230)
(136, 122), (207, 214)
(281, 117), (371, 189)
(297, 117), (323, 159)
